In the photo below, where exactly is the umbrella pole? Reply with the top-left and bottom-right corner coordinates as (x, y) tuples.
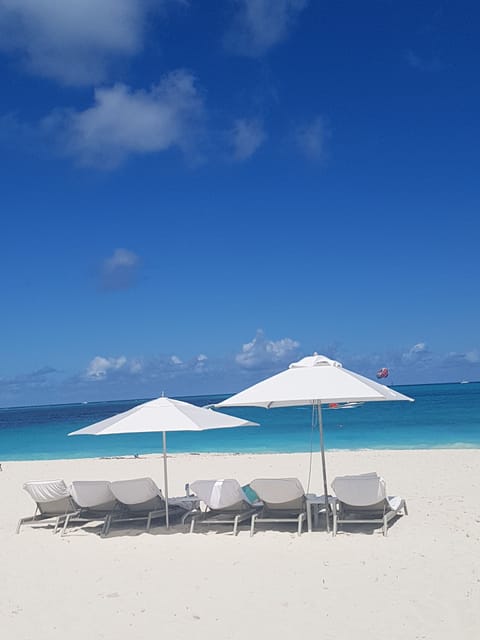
(318, 401), (330, 532)
(162, 431), (170, 529)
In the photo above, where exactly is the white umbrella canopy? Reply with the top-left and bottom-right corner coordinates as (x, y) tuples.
(216, 354), (413, 408)
(69, 396), (258, 527)
(215, 354), (413, 510)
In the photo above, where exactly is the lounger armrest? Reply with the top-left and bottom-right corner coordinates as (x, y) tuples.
(386, 495), (404, 511)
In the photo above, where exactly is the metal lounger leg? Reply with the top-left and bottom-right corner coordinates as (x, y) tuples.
(61, 513), (74, 536)
(306, 503), (312, 533)
(102, 514), (112, 537)
(298, 513), (306, 536)
(233, 515), (239, 536)
(190, 517), (196, 534)
(16, 518), (26, 534)
(250, 513), (258, 537)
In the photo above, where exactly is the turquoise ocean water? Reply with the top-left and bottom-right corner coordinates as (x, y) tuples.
(0, 383), (479, 461)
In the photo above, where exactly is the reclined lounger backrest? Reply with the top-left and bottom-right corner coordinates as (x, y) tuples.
(109, 477), (164, 512)
(70, 480), (118, 512)
(249, 478), (306, 512)
(331, 472), (386, 508)
(190, 479), (253, 512)
(23, 480), (77, 515)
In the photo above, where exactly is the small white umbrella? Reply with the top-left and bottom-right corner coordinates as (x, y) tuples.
(215, 354), (413, 504)
(69, 396), (258, 527)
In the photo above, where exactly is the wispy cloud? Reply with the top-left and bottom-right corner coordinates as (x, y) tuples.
(0, 366), (59, 400)
(235, 329), (300, 370)
(442, 350), (480, 367)
(228, 118), (266, 161)
(405, 50), (443, 72)
(84, 352), (208, 382)
(294, 115), (328, 160)
(99, 248), (140, 291)
(224, 0), (308, 56)
(401, 342), (432, 364)
(44, 70), (205, 169)
(0, 0), (165, 86)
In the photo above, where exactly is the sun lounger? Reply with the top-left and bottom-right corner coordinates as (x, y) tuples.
(249, 478), (307, 536)
(331, 472), (408, 536)
(61, 480), (119, 536)
(188, 479), (262, 535)
(16, 480), (80, 534)
(107, 477), (188, 534)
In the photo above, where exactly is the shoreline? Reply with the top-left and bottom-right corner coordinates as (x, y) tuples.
(3, 443), (480, 464)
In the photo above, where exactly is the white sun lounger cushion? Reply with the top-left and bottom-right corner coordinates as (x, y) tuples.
(190, 479), (255, 509)
(109, 478), (162, 505)
(23, 480), (70, 503)
(331, 473), (387, 507)
(250, 478), (305, 504)
(70, 481), (116, 508)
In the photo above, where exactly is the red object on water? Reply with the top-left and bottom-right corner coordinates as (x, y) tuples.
(329, 403), (339, 409)
(376, 368), (389, 379)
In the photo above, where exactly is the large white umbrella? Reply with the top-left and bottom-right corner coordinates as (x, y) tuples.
(69, 396), (258, 527)
(215, 354), (413, 505)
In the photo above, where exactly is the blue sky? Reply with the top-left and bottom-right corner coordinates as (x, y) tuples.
(0, 0), (479, 407)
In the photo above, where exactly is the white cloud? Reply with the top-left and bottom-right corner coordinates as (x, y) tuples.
(170, 355), (183, 365)
(85, 356), (127, 379)
(46, 70), (204, 168)
(194, 353), (208, 372)
(100, 248), (140, 291)
(401, 342), (431, 364)
(236, 329), (300, 369)
(224, 0), (308, 56)
(0, 0), (162, 86)
(294, 116), (328, 159)
(229, 118), (266, 161)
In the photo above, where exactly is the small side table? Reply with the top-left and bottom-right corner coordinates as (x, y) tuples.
(305, 494), (335, 533)
(169, 495), (201, 525)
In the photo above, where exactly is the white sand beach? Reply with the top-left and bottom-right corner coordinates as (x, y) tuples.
(1, 449), (479, 639)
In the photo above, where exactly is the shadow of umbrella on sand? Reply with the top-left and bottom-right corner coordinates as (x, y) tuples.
(68, 396), (258, 527)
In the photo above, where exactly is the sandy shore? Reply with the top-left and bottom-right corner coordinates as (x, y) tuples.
(1, 449), (479, 639)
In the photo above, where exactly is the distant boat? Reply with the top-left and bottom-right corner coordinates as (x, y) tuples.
(327, 401), (364, 409)
(460, 380), (470, 384)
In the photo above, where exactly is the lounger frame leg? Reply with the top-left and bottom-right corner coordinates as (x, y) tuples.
(298, 513), (305, 536)
(102, 514), (112, 537)
(233, 515), (240, 536)
(250, 513), (258, 537)
(61, 513), (74, 536)
(146, 513), (153, 532)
